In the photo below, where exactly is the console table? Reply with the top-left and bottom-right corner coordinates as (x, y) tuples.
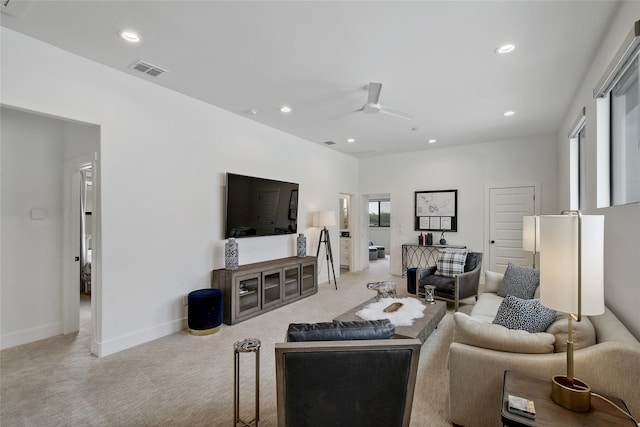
(211, 256), (317, 325)
(401, 244), (466, 276)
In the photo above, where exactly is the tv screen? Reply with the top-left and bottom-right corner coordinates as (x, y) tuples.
(225, 173), (299, 238)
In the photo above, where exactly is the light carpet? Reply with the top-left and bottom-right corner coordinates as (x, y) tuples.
(0, 259), (474, 426)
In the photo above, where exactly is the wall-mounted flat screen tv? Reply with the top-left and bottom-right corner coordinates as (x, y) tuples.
(225, 173), (299, 238)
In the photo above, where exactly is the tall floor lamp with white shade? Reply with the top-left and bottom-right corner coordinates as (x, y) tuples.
(539, 210), (604, 412)
(522, 215), (539, 268)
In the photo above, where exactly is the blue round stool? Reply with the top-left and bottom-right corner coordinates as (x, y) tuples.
(188, 288), (223, 335)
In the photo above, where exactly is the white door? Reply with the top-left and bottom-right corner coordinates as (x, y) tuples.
(488, 186), (535, 273)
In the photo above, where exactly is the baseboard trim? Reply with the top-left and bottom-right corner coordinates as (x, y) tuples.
(0, 322), (63, 350)
(95, 317), (187, 357)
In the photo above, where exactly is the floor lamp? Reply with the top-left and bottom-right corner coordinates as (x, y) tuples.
(539, 211), (604, 412)
(522, 216), (539, 268)
(314, 211), (338, 290)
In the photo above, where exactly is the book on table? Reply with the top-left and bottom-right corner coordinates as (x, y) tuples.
(508, 394), (536, 419)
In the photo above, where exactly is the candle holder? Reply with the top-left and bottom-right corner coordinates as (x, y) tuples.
(424, 285), (436, 304)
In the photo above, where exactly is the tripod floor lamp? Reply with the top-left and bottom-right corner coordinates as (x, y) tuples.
(314, 211), (337, 289)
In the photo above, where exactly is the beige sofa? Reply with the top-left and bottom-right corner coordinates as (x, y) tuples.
(449, 271), (640, 426)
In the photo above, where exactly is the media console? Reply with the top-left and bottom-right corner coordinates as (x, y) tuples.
(211, 256), (317, 325)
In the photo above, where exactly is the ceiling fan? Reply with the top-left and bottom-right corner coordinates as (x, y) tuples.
(358, 82), (412, 120)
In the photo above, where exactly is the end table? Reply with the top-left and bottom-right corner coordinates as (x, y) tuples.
(501, 370), (635, 426)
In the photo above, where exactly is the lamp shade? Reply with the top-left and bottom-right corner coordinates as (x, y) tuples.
(522, 216), (539, 252)
(313, 211), (336, 227)
(539, 215), (604, 316)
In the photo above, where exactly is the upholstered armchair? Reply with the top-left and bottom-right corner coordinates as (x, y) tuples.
(275, 320), (421, 427)
(417, 252), (482, 311)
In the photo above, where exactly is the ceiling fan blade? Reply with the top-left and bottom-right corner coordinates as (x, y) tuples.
(380, 106), (412, 120)
(367, 82), (382, 104)
(327, 107), (363, 120)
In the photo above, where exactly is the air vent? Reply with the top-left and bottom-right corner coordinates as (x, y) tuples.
(1, 0), (32, 16)
(323, 141), (337, 146)
(129, 60), (168, 77)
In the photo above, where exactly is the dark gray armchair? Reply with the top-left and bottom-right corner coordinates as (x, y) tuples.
(275, 320), (421, 427)
(418, 252), (482, 311)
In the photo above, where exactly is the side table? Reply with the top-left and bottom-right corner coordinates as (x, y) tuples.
(501, 370), (635, 426)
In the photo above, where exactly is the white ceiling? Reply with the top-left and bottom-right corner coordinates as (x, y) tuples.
(0, 0), (620, 157)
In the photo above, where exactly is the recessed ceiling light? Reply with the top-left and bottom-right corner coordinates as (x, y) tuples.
(503, 110), (516, 117)
(347, 138), (355, 143)
(247, 109), (258, 115)
(280, 106), (291, 113)
(495, 43), (516, 54)
(428, 139), (437, 144)
(119, 30), (141, 43)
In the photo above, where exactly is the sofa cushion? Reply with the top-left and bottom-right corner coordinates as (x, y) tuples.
(435, 248), (468, 278)
(470, 292), (504, 323)
(420, 273), (455, 292)
(484, 271), (504, 293)
(547, 314), (596, 352)
(287, 320), (395, 342)
(492, 296), (557, 333)
(453, 312), (555, 354)
(497, 262), (539, 299)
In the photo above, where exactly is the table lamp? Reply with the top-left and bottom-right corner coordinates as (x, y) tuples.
(522, 215), (539, 268)
(539, 211), (604, 412)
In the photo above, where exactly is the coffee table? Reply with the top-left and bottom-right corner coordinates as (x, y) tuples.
(333, 298), (446, 344)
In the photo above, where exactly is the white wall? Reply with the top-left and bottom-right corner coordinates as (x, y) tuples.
(1, 109), (65, 347)
(1, 28), (358, 355)
(359, 134), (559, 276)
(557, 1), (640, 338)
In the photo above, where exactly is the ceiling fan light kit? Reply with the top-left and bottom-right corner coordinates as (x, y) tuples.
(357, 82), (412, 120)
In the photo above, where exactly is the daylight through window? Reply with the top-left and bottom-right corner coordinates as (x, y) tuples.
(369, 200), (390, 227)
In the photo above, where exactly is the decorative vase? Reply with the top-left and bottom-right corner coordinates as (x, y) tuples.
(225, 238), (239, 270)
(297, 233), (306, 257)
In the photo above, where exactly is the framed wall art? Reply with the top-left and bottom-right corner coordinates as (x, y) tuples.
(414, 190), (457, 232)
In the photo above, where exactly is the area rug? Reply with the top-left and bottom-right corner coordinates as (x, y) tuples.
(355, 297), (425, 326)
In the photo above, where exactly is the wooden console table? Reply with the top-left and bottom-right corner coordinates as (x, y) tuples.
(211, 256), (317, 325)
(501, 370), (635, 426)
(401, 244), (466, 276)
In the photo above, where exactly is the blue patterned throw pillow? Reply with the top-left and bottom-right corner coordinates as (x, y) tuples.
(435, 248), (469, 278)
(493, 296), (557, 333)
(497, 262), (539, 299)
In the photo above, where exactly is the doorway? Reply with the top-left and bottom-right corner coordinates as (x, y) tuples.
(486, 185), (538, 273)
(63, 154), (98, 353)
(1, 107), (100, 353)
(338, 194), (352, 274)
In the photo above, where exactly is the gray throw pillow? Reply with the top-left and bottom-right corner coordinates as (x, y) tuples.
(497, 262), (539, 299)
(493, 295), (557, 333)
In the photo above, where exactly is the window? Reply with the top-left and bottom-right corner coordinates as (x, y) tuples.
(569, 108), (586, 210)
(578, 126), (588, 209)
(369, 200), (390, 227)
(594, 20), (640, 207)
(610, 56), (640, 205)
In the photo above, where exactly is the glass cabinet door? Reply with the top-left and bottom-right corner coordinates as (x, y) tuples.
(283, 265), (300, 300)
(236, 273), (261, 317)
(262, 268), (282, 308)
(301, 261), (316, 295)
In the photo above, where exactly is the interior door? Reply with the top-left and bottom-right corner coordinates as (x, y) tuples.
(488, 186), (535, 273)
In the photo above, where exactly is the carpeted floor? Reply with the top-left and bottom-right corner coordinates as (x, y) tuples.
(0, 260), (473, 426)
